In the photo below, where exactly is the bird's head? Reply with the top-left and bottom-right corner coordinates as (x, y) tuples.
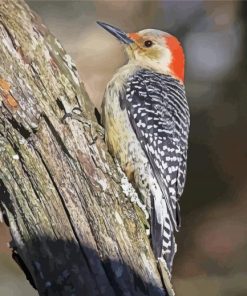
(97, 21), (185, 83)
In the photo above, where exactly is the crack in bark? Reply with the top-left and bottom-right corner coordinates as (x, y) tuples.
(6, 116), (32, 139)
(42, 114), (74, 160)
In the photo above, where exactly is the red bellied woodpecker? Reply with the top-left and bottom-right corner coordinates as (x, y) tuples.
(97, 21), (190, 275)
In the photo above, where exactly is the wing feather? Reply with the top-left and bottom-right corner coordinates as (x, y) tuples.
(124, 69), (190, 238)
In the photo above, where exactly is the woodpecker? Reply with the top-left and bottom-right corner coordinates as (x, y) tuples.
(97, 22), (190, 274)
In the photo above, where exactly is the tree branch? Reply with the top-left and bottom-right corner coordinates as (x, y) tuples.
(0, 1), (173, 295)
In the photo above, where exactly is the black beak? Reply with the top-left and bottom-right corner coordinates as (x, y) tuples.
(97, 21), (134, 45)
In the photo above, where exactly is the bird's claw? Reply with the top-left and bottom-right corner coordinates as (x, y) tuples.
(61, 106), (83, 123)
(62, 106), (104, 143)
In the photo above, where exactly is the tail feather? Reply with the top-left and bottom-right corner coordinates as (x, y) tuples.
(162, 217), (177, 272)
(150, 192), (177, 272)
(150, 193), (163, 258)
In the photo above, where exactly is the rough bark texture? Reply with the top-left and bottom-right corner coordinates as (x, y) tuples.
(0, 1), (171, 295)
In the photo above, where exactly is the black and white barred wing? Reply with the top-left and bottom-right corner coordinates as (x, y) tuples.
(124, 69), (189, 261)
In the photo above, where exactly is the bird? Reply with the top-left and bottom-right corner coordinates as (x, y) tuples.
(97, 21), (190, 274)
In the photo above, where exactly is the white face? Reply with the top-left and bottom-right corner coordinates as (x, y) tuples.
(125, 29), (173, 75)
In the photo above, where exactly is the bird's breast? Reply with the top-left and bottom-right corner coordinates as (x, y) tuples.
(102, 65), (148, 181)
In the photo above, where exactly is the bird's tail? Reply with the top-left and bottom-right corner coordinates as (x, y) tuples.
(150, 192), (177, 273)
(161, 216), (177, 273)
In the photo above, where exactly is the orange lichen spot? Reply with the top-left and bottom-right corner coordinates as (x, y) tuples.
(165, 35), (185, 83)
(0, 79), (11, 92)
(0, 79), (18, 109)
(5, 94), (19, 108)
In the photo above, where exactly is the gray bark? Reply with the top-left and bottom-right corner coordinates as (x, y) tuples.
(0, 1), (173, 295)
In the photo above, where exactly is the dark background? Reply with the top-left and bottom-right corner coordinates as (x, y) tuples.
(0, 1), (246, 295)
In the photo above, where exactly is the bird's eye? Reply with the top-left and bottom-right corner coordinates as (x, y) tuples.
(144, 40), (153, 48)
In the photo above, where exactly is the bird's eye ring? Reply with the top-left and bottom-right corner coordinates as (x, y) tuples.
(144, 40), (153, 48)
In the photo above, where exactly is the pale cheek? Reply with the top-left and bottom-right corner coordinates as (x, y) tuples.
(133, 49), (143, 61)
(160, 47), (172, 70)
(126, 45), (173, 75)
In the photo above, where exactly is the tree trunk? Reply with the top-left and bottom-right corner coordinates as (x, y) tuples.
(0, 1), (173, 295)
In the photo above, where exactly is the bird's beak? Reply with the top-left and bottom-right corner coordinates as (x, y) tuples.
(97, 21), (134, 45)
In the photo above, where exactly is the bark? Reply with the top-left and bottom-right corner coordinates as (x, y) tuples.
(0, 1), (173, 295)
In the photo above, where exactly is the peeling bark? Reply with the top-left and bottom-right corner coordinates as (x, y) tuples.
(0, 1), (172, 295)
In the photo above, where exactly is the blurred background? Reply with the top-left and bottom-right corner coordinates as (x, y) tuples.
(1, 0), (247, 295)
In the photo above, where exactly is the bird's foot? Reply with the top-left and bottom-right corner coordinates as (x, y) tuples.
(62, 106), (84, 123)
(62, 106), (104, 142)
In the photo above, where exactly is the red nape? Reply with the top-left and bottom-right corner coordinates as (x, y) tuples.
(165, 35), (185, 83)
